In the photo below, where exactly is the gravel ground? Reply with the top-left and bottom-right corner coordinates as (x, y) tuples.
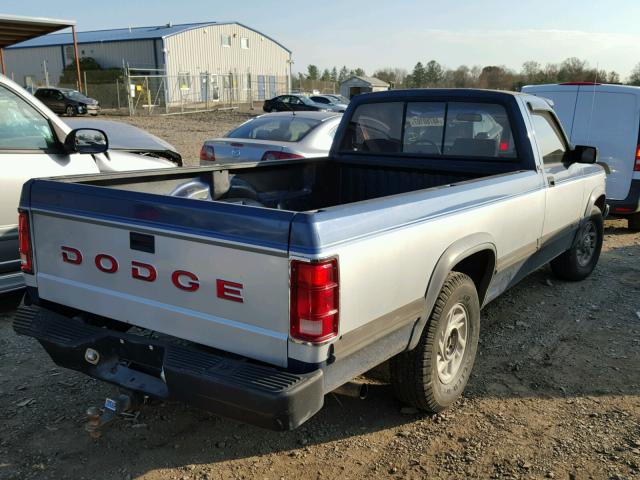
(0, 114), (639, 479)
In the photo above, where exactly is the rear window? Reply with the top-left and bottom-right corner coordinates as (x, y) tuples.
(227, 116), (322, 142)
(340, 101), (517, 159)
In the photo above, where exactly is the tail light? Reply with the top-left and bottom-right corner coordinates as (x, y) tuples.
(200, 144), (215, 161)
(634, 145), (640, 172)
(261, 151), (305, 161)
(18, 210), (33, 274)
(290, 258), (339, 343)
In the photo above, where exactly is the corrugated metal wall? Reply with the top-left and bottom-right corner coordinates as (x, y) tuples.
(71, 40), (157, 70)
(163, 24), (291, 103)
(3, 46), (64, 86)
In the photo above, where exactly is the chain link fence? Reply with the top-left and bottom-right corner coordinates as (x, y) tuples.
(54, 70), (290, 115)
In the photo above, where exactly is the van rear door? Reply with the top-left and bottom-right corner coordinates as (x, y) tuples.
(571, 86), (639, 200)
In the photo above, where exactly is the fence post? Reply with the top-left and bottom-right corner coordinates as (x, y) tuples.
(83, 71), (88, 96)
(145, 76), (151, 115)
(116, 79), (121, 110)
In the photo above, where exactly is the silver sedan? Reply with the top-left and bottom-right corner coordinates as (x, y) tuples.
(200, 111), (342, 163)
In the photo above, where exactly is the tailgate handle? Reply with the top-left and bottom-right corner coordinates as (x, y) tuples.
(130, 232), (155, 254)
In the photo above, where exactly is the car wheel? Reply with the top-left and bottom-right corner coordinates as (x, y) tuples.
(390, 271), (480, 413)
(628, 212), (640, 232)
(551, 206), (603, 281)
(65, 105), (75, 116)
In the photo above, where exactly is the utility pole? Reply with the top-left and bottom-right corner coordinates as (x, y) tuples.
(43, 60), (49, 86)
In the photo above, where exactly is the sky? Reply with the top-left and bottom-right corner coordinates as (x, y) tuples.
(9, 0), (640, 79)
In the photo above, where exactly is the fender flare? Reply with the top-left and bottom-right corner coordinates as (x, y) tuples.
(406, 232), (497, 351)
(583, 185), (607, 218)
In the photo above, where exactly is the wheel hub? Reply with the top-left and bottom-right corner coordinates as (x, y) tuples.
(437, 303), (468, 384)
(577, 221), (597, 267)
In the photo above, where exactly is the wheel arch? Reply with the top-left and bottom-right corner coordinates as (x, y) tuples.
(406, 233), (496, 351)
(584, 185), (606, 218)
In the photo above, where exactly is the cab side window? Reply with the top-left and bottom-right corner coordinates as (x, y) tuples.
(0, 86), (57, 151)
(531, 112), (567, 165)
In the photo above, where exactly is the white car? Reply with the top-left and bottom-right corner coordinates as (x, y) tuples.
(522, 82), (640, 230)
(0, 75), (179, 294)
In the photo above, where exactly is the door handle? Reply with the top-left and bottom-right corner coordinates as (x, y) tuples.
(548, 176), (556, 187)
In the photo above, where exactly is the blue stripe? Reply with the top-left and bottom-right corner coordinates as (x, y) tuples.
(27, 179), (294, 252)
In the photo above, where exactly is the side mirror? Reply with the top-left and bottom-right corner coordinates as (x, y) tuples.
(64, 128), (108, 154)
(570, 145), (598, 164)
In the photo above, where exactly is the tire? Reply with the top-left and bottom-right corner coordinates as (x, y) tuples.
(628, 212), (640, 232)
(390, 271), (480, 413)
(550, 206), (603, 281)
(65, 105), (75, 116)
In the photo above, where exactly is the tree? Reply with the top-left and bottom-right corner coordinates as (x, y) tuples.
(330, 67), (338, 82)
(629, 63), (640, 86)
(478, 65), (514, 90)
(373, 68), (397, 86)
(320, 68), (332, 82)
(450, 65), (472, 88)
(558, 57), (588, 82)
(354, 67), (366, 77)
(307, 65), (319, 81)
(424, 60), (444, 86)
(338, 66), (349, 83)
(411, 62), (426, 87)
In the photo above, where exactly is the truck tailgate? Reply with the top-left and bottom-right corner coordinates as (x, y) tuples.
(27, 180), (295, 367)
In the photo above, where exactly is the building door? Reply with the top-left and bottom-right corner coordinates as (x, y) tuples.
(269, 76), (277, 98)
(257, 75), (265, 100)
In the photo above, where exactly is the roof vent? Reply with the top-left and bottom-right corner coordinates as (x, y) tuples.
(166, 22), (172, 28)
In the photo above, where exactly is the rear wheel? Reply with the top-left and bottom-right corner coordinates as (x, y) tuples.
(390, 272), (480, 413)
(551, 206), (603, 280)
(628, 212), (640, 232)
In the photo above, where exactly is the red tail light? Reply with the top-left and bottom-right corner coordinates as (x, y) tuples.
(18, 210), (33, 274)
(634, 145), (640, 172)
(290, 258), (339, 343)
(261, 151), (305, 161)
(200, 144), (215, 161)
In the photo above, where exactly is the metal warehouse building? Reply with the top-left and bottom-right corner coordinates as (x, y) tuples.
(4, 21), (292, 105)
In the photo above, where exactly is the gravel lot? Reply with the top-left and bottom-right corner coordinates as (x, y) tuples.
(0, 113), (639, 480)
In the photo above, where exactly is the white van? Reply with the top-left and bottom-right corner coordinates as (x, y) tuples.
(522, 83), (640, 230)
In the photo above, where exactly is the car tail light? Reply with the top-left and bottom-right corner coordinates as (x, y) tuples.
(200, 144), (215, 161)
(18, 210), (33, 274)
(290, 258), (339, 343)
(634, 145), (640, 172)
(261, 151), (305, 161)
(612, 206), (635, 214)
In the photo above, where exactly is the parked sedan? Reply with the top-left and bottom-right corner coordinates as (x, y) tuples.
(34, 87), (100, 116)
(200, 111), (342, 163)
(310, 95), (349, 112)
(262, 94), (340, 113)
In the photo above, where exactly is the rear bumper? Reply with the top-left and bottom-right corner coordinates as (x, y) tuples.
(0, 271), (24, 294)
(13, 305), (324, 430)
(608, 179), (640, 215)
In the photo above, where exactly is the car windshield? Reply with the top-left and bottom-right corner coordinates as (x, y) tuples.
(62, 90), (86, 101)
(227, 116), (322, 142)
(299, 96), (317, 106)
(328, 95), (349, 104)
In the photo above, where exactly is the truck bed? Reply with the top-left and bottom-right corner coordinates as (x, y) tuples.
(46, 155), (515, 212)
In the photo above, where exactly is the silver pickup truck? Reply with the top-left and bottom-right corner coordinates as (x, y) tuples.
(14, 89), (606, 430)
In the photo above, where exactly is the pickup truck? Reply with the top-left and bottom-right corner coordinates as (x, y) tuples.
(14, 89), (606, 431)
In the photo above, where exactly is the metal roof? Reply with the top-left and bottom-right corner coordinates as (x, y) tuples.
(6, 21), (291, 53)
(0, 14), (75, 49)
(341, 76), (390, 87)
